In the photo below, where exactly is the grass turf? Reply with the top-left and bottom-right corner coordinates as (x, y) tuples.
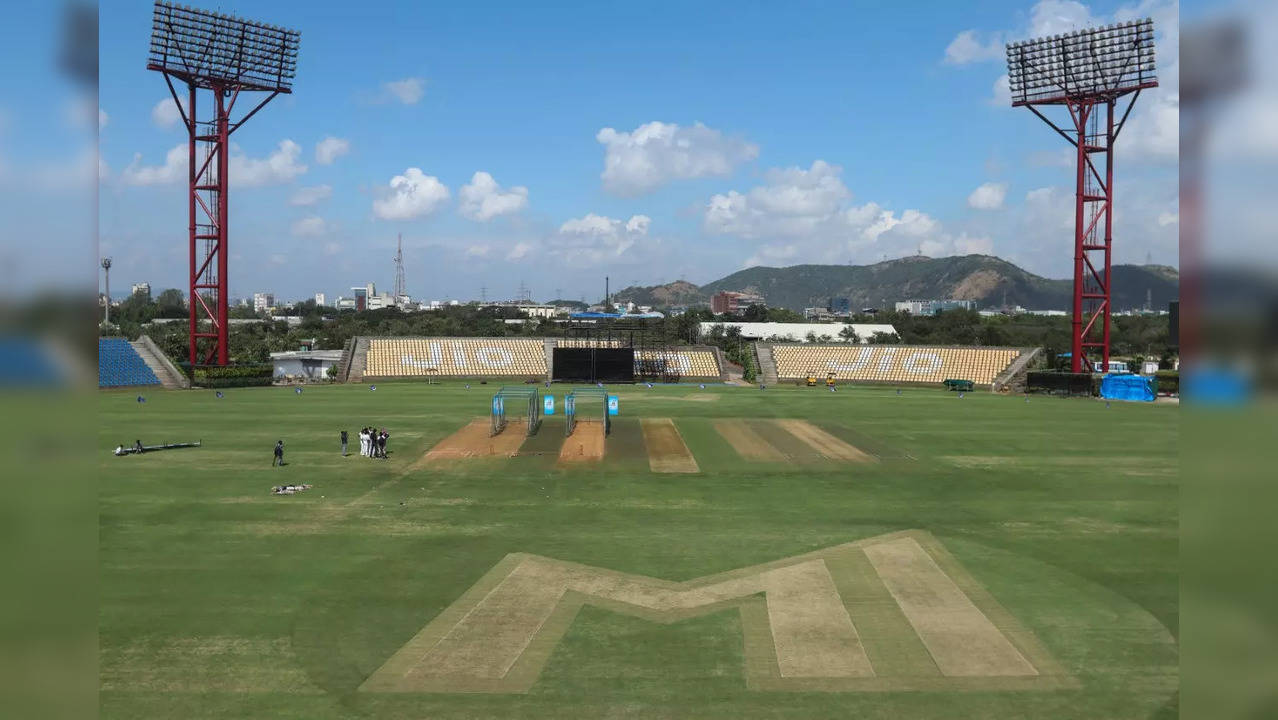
(100, 382), (1178, 719)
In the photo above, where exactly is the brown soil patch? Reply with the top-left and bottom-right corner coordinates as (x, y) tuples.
(641, 418), (699, 473)
(558, 420), (605, 464)
(416, 419), (525, 466)
(775, 419), (874, 463)
(714, 419), (785, 462)
(861, 537), (1036, 677)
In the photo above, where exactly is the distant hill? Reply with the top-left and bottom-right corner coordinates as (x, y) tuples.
(609, 280), (703, 308)
(613, 255), (1179, 312)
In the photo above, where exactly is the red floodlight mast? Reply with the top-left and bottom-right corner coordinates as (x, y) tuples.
(146, 1), (300, 365)
(1007, 19), (1157, 373)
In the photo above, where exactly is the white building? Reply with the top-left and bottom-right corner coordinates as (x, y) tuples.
(270, 349), (344, 382)
(894, 299), (976, 316)
(253, 292), (275, 312)
(131, 282), (151, 301)
(699, 322), (897, 343)
(314, 292), (326, 306)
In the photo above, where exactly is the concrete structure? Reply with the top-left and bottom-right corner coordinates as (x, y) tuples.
(700, 322), (897, 343)
(352, 287), (368, 311)
(131, 282), (152, 301)
(270, 349), (344, 382)
(829, 297), (852, 315)
(336, 297), (356, 310)
(253, 292), (275, 312)
(314, 292), (326, 306)
(894, 299), (976, 316)
(711, 291), (766, 315)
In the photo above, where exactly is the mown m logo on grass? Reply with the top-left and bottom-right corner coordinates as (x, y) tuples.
(359, 530), (1072, 693)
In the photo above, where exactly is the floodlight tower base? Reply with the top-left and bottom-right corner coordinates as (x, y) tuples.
(1066, 98), (1116, 374)
(167, 76), (277, 366)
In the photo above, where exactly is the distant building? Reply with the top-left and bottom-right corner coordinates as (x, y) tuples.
(270, 349), (344, 382)
(352, 287), (368, 311)
(314, 292), (326, 306)
(131, 282), (151, 301)
(699, 321), (897, 343)
(336, 297), (356, 310)
(711, 291), (766, 315)
(894, 299), (976, 316)
(828, 297), (851, 315)
(253, 292), (275, 312)
(804, 307), (836, 322)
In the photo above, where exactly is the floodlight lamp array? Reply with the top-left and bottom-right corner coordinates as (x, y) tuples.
(147, 0), (300, 93)
(1006, 18), (1156, 105)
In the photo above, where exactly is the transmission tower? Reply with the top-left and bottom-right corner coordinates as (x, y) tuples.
(393, 233), (406, 303)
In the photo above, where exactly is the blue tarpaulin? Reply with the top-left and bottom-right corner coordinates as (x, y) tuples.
(1100, 374), (1154, 402)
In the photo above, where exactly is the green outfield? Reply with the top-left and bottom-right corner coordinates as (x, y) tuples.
(99, 382), (1178, 719)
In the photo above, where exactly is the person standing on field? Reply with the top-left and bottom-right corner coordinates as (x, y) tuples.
(273, 440), (285, 467)
(340, 429), (348, 456)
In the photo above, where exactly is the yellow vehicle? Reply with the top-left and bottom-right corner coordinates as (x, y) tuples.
(826, 373), (836, 387)
(805, 375), (817, 387)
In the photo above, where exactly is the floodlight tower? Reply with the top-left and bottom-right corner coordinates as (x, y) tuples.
(1007, 19), (1157, 373)
(146, 1), (300, 365)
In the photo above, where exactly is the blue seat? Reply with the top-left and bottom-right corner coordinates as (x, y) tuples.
(99, 338), (160, 388)
(0, 336), (65, 386)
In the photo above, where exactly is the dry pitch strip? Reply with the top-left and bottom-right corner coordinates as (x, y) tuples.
(359, 529), (1072, 693)
(414, 416), (876, 472)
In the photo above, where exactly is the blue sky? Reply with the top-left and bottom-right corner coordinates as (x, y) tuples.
(87, 0), (1179, 304)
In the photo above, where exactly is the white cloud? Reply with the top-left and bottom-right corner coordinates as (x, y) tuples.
(506, 242), (533, 261)
(120, 144), (185, 185)
(458, 171), (529, 221)
(122, 139), (307, 187)
(151, 98), (185, 128)
(705, 159), (987, 266)
(953, 232), (995, 254)
(229, 139), (308, 186)
(464, 244), (492, 258)
(990, 74), (1011, 106)
(315, 136), (350, 165)
(549, 212), (651, 264)
(596, 121), (758, 195)
(290, 215), (328, 237)
(99, 108), (109, 130)
(704, 160), (850, 239)
(967, 182), (1008, 210)
(1157, 211), (1178, 226)
(1120, 92), (1179, 162)
(372, 167), (450, 220)
(383, 78), (425, 105)
(945, 30), (1004, 64)
(1029, 0), (1098, 37)
(290, 184), (332, 206)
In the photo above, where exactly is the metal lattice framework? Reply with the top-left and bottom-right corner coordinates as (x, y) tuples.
(561, 318), (679, 383)
(147, 1), (300, 365)
(1007, 18), (1157, 373)
(564, 387), (609, 437)
(491, 387), (542, 437)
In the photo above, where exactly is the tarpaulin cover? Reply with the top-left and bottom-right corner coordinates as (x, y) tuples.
(1100, 373), (1154, 402)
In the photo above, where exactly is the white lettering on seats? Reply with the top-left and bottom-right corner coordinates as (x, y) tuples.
(902, 352), (942, 374)
(401, 342), (443, 368)
(476, 347), (513, 367)
(876, 348), (897, 372)
(827, 347), (874, 374)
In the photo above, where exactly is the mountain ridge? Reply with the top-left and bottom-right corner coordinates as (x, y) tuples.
(613, 255), (1179, 312)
